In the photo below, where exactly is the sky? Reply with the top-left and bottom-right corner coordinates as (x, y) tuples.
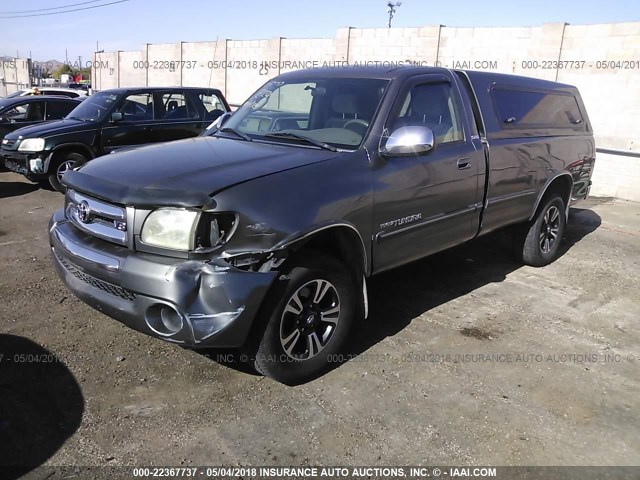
(1, 0), (639, 62)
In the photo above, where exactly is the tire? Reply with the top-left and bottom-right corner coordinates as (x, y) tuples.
(253, 253), (356, 385)
(48, 152), (87, 193)
(514, 195), (566, 267)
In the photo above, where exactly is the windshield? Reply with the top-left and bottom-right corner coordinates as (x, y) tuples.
(65, 91), (119, 121)
(214, 77), (389, 150)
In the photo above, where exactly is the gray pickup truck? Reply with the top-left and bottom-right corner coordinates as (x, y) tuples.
(49, 67), (595, 384)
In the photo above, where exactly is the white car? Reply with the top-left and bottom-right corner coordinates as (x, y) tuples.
(5, 87), (87, 99)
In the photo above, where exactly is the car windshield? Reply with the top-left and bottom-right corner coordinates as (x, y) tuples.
(214, 77), (389, 150)
(65, 91), (119, 121)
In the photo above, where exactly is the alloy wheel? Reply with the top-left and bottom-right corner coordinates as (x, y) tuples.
(57, 160), (75, 182)
(279, 279), (341, 360)
(540, 205), (561, 253)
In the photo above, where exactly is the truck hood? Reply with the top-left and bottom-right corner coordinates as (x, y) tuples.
(63, 136), (341, 208)
(4, 118), (90, 140)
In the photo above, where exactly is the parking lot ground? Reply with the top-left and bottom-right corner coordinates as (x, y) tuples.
(1, 170), (639, 471)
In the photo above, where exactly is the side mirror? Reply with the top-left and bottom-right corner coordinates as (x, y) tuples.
(111, 112), (123, 123)
(204, 112), (231, 133)
(214, 112), (231, 129)
(380, 126), (435, 156)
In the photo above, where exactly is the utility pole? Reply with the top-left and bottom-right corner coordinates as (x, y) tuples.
(387, 1), (402, 28)
(30, 50), (37, 85)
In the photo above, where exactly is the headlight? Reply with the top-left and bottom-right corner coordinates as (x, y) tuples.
(18, 138), (45, 152)
(141, 208), (200, 251)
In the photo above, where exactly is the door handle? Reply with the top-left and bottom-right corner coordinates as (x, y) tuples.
(457, 157), (471, 170)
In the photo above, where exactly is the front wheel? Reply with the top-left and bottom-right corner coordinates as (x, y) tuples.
(48, 152), (87, 193)
(514, 194), (566, 267)
(254, 253), (356, 385)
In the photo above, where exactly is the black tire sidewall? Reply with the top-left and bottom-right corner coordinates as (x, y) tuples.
(523, 195), (566, 266)
(255, 257), (356, 384)
(48, 152), (86, 193)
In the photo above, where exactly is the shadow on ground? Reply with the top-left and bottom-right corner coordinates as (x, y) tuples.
(197, 208), (602, 383)
(0, 182), (40, 199)
(0, 334), (84, 479)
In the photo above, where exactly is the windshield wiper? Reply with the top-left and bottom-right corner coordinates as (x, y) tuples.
(65, 116), (86, 121)
(264, 132), (337, 152)
(218, 126), (252, 142)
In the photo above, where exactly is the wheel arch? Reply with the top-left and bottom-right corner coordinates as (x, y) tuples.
(277, 223), (368, 274)
(241, 223), (370, 361)
(277, 223), (369, 320)
(529, 172), (573, 221)
(45, 143), (95, 172)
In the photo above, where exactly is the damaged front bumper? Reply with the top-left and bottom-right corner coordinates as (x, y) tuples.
(1, 149), (49, 180)
(48, 209), (277, 347)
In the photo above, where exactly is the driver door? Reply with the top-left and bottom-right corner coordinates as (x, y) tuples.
(0, 100), (47, 139)
(1, 99), (45, 126)
(100, 92), (155, 153)
(371, 75), (484, 273)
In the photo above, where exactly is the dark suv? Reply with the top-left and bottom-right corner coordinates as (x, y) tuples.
(1, 87), (229, 191)
(0, 95), (81, 142)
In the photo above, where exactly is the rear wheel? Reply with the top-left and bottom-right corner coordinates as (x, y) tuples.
(514, 194), (566, 267)
(48, 152), (87, 193)
(254, 253), (356, 385)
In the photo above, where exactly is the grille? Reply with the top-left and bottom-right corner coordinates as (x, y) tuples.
(1, 139), (17, 150)
(56, 253), (136, 301)
(65, 190), (128, 246)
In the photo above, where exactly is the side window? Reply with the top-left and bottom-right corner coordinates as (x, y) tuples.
(2, 106), (26, 121)
(117, 93), (153, 121)
(161, 93), (197, 120)
(198, 92), (225, 121)
(391, 83), (464, 144)
(46, 101), (76, 120)
(25, 102), (45, 122)
(492, 88), (583, 128)
(199, 93), (225, 113)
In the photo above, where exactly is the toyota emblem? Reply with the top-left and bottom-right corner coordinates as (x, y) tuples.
(77, 201), (91, 223)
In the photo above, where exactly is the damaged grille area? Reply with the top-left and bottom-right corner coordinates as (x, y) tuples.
(56, 252), (136, 301)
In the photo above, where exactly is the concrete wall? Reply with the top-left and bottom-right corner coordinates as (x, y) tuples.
(590, 151), (640, 201)
(0, 58), (32, 96)
(92, 22), (640, 201)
